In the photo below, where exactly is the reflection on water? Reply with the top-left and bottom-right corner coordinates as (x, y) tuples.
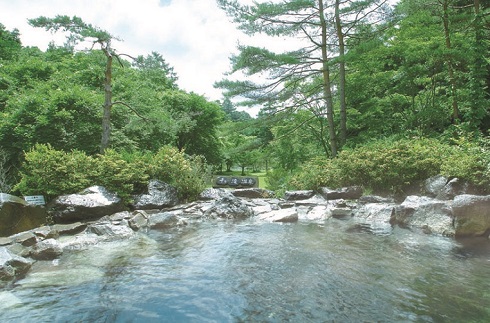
(1, 217), (490, 322)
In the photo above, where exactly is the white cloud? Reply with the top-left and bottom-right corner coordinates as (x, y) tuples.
(0, 0), (242, 102)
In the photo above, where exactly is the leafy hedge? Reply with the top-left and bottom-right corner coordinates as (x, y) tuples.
(287, 138), (490, 194)
(14, 144), (211, 202)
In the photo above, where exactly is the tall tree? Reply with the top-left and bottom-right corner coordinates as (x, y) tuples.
(28, 15), (132, 153)
(216, 0), (392, 157)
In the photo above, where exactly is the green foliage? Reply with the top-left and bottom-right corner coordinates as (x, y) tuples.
(14, 144), (95, 199)
(289, 138), (490, 194)
(15, 144), (210, 203)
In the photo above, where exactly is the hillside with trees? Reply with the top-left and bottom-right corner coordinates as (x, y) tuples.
(1, 0), (490, 202)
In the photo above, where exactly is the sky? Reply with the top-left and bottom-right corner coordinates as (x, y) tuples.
(0, 0), (248, 103)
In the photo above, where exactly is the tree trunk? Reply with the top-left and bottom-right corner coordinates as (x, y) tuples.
(335, 0), (347, 147)
(442, 0), (460, 123)
(319, 0), (338, 158)
(100, 48), (113, 153)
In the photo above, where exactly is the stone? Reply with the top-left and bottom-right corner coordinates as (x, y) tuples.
(453, 194), (490, 237)
(30, 239), (63, 260)
(0, 246), (32, 282)
(358, 195), (395, 204)
(87, 222), (134, 239)
(319, 186), (363, 200)
(11, 231), (37, 247)
(204, 196), (254, 219)
(148, 212), (185, 229)
(1, 193), (48, 237)
(391, 196), (454, 236)
(199, 188), (234, 201)
(48, 186), (125, 223)
(284, 190), (316, 201)
(232, 188), (275, 199)
(132, 180), (179, 210)
(51, 222), (87, 236)
(129, 210), (149, 231)
(423, 175), (448, 197)
(258, 208), (298, 223)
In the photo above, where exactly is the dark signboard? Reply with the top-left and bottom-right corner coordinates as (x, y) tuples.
(213, 176), (259, 188)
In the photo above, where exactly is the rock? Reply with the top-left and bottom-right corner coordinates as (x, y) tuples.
(453, 194), (490, 237)
(284, 190), (316, 201)
(0, 236), (12, 246)
(319, 186), (363, 200)
(258, 208), (298, 223)
(359, 195), (395, 204)
(30, 239), (63, 260)
(331, 207), (353, 218)
(148, 212), (185, 229)
(11, 231), (37, 247)
(1, 193), (48, 237)
(48, 186), (125, 224)
(87, 222), (135, 240)
(132, 180), (179, 210)
(129, 210), (149, 231)
(424, 175), (448, 197)
(298, 204), (330, 221)
(204, 196), (254, 219)
(391, 196), (454, 236)
(0, 246), (32, 283)
(51, 222), (87, 236)
(436, 178), (478, 200)
(199, 188), (234, 201)
(353, 202), (396, 235)
(232, 188), (275, 199)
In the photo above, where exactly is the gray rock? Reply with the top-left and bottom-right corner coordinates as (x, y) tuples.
(48, 186), (125, 223)
(258, 208), (298, 223)
(51, 222), (87, 236)
(149, 212), (185, 229)
(284, 190), (316, 201)
(319, 186), (363, 200)
(11, 231), (37, 247)
(199, 188), (234, 201)
(204, 196), (254, 219)
(132, 180), (179, 210)
(232, 188), (275, 199)
(30, 239), (63, 260)
(359, 195), (395, 204)
(424, 175), (448, 197)
(0, 246), (32, 282)
(87, 222), (134, 239)
(436, 178), (477, 200)
(129, 210), (149, 231)
(453, 194), (490, 237)
(391, 196), (454, 236)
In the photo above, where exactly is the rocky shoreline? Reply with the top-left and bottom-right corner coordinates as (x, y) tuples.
(1, 176), (490, 287)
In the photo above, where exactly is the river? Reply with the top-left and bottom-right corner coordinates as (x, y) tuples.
(1, 217), (489, 322)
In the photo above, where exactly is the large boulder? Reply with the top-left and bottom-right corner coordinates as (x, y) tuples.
(204, 196), (254, 219)
(453, 194), (490, 237)
(132, 180), (179, 210)
(319, 186), (363, 200)
(391, 196), (454, 236)
(48, 186), (126, 224)
(0, 193), (48, 237)
(198, 188), (234, 201)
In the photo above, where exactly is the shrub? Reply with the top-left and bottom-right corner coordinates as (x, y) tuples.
(289, 137), (490, 194)
(14, 144), (95, 199)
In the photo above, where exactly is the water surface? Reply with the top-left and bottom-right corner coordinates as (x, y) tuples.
(1, 218), (489, 322)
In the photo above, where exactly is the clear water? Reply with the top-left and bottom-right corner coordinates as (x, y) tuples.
(1, 218), (490, 322)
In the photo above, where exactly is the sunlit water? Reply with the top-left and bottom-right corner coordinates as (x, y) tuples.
(1, 217), (490, 322)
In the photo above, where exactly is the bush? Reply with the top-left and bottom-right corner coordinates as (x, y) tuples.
(14, 144), (95, 199)
(15, 144), (211, 203)
(289, 137), (490, 194)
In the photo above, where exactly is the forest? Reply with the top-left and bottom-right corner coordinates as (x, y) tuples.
(1, 0), (489, 203)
